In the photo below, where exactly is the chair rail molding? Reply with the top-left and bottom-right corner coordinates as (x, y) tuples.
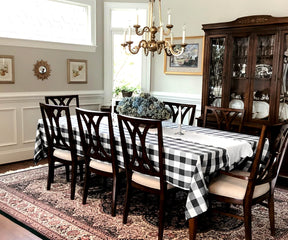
(0, 90), (104, 164)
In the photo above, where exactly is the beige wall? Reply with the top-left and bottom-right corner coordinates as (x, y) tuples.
(151, 0), (288, 96)
(1, 0), (288, 95)
(0, 0), (104, 93)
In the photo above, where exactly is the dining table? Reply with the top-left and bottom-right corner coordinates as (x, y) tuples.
(34, 115), (268, 240)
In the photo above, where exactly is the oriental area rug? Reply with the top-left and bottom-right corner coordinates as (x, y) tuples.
(0, 165), (288, 240)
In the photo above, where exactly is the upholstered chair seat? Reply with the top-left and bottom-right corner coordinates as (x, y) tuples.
(132, 172), (174, 190)
(209, 170), (270, 200)
(89, 159), (113, 173)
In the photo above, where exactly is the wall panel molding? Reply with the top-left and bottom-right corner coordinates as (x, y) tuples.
(0, 90), (104, 164)
(0, 108), (17, 147)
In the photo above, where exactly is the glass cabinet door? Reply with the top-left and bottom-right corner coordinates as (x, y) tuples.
(279, 33), (288, 121)
(252, 34), (275, 120)
(229, 36), (249, 110)
(208, 37), (225, 107)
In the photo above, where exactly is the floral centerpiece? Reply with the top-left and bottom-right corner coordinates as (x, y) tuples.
(116, 93), (171, 120)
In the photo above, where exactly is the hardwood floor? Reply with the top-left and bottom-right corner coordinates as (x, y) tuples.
(0, 159), (47, 240)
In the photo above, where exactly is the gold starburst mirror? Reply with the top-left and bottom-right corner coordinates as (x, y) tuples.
(33, 60), (51, 80)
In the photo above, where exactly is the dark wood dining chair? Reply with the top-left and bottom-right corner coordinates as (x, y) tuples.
(39, 103), (84, 200)
(76, 108), (120, 216)
(203, 106), (245, 132)
(208, 124), (288, 240)
(45, 94), (80, 107)
(117, 114), (175, 240)
(164, 101), (196, 125)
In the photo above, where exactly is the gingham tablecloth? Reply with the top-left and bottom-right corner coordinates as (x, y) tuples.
(34, 116), (267, 220)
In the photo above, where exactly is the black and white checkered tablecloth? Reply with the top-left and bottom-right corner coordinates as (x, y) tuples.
(34, 116), (267, 220)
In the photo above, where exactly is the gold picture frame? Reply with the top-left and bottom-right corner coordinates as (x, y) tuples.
(164, 36), (204, 75)
(67, 59), (87, 84)
(0, 55), (15, 84)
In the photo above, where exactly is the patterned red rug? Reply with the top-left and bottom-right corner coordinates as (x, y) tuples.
(0, 165), (288, 240)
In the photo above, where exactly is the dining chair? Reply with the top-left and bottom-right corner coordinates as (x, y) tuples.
(203, 105), (245, 132)
(76, 108), (120, 216)
(164, 101), (196, 125)
(208, 124), (288, 240)
(45, 94), (80, 107)
(117, 114), (175, 240)
(39, 103), (84, 200)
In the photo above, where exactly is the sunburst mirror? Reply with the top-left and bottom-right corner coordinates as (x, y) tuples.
(33, 60), (51, 80)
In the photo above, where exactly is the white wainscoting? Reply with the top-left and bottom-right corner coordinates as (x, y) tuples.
(151, 91), (202, 125)
(0, 90), (104, 165)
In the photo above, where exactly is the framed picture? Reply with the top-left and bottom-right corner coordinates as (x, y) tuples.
(164, 36), (204, 75)
(0, 55), (15, 84)
(67, 59), (87, 83)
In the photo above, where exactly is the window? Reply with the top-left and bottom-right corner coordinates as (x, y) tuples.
(0, 0), (96, 51)
(104, 2), (150, 104)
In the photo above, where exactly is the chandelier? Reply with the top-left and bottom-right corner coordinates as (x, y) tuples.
(121, 0), (187, 57)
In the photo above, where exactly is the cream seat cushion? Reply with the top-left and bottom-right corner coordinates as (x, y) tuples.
(209, 170), (270, 200)
(53, 149), (72, 161)
(89, 159), (113, 173)
(132, 172), (174, 190)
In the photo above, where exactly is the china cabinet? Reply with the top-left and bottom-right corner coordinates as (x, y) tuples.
(198, 15), (288, 177)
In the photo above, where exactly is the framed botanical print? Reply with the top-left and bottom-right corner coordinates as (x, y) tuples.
(0, 55), (15, 83)
(164, 36), (204, 75)
(67, 59), (87, 83)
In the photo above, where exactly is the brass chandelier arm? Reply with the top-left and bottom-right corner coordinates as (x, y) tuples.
(162, 24), (173, 36)
(134, 25), (150, 36)
(164, 41), (187, 57)
(126, 40), (148, 55)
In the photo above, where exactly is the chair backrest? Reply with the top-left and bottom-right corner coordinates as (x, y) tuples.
(117, 114), (165, 183)
(39, 103), (77, 159)
(76, 108), (117, 168)
(246, 124), (288, 199)
(45, 95), (79, 107)
(203, 106), (245, 132)
(164, 101), (196, 126)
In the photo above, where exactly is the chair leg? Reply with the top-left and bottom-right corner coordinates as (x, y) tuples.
(111, 175), (117, 217)
(65, 165), (69, 182)
(243, 204), (252, 240)
(47, 161), (55, 190)
(82, 167), (91, 204)
(123, 181), (132, 224)
(158, 195), (165, 240)
(70, 164), (77, 200)
(268, 194), (275, 236)
(79, 163), (84, 181)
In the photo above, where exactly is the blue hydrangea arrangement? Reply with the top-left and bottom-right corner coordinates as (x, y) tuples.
(116, 93), (171, 120)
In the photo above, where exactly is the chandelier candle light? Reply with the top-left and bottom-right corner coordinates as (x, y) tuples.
(121, 0), (187, 56)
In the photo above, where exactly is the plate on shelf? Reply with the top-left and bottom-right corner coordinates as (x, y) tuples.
(252, 101), (269, 119)
(212, 98), (221, 107)
(279, 102), (288, 120)
(229, 99), (244, 109)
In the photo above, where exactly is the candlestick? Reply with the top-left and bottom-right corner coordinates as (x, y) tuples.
(167, 9), (171, 25)
(182, 25), (186, 44)
(160, 26), (163, 41)
(175, 106), (184, 135)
